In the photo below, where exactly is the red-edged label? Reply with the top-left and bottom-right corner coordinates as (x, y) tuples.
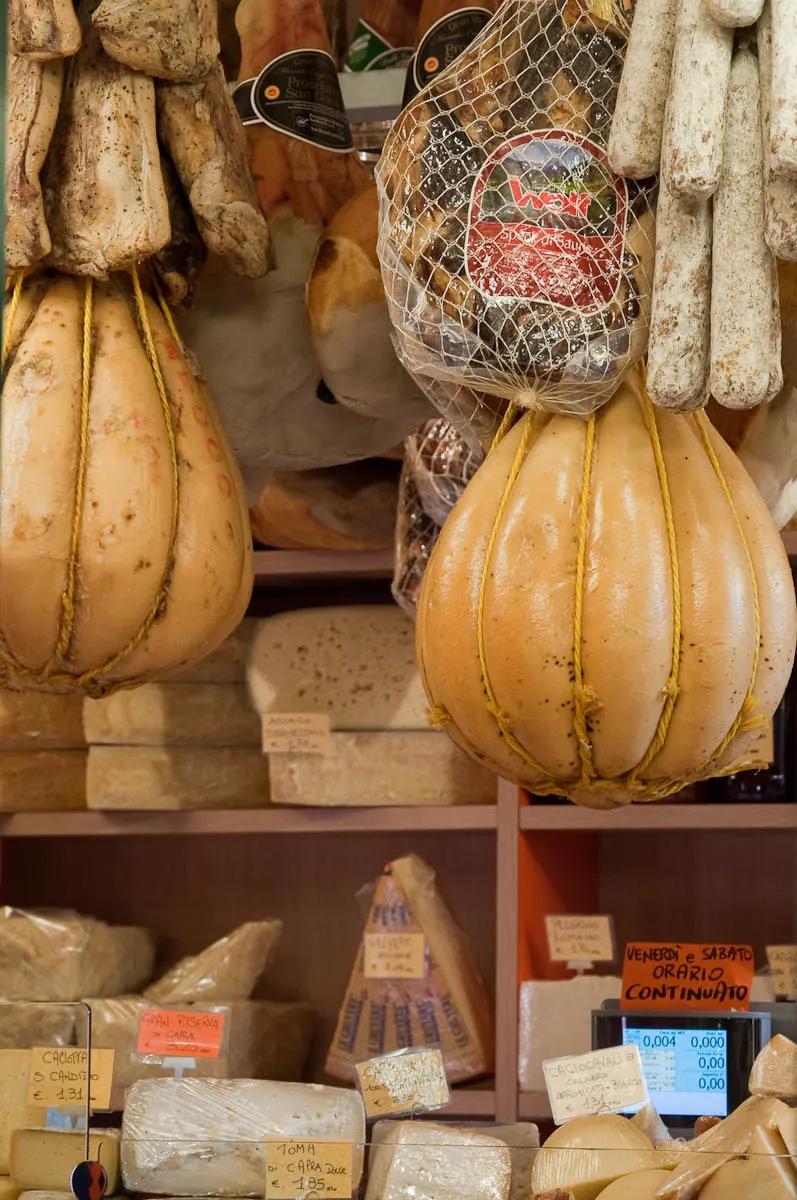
(466, 130), (628, 313)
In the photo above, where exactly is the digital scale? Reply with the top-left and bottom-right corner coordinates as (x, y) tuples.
(592, 1004), (772, 1134)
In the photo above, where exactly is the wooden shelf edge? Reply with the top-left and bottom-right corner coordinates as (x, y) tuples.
(445, 1087), (497, 1118)
(517, 1091), (551, 1121)
(0, 805), (498, 838)
(253, 549), (394, 587)
(519, 803), (797, 831)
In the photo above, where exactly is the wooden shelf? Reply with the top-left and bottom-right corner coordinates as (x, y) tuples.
(0, 805), (498, 838)
(782, 530), (797, 556)
(446, 1084), (497, 1118)
(520, 803), (797, 831)
(253, 549), (393, 588)
(517, 1092), (552, 1122)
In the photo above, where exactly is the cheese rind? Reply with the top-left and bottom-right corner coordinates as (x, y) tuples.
(10, 1129), (120, 1192)
(269, 731), (495, 806)
(326, 855), (494, 1085)
(0, 693), (84, 749)
(144, 921), (281, 1003)
(750, 1035), (797, 1099)
(0, 752), (86, 812)
(120, 1078), (366, 1196)
(699, 1125), (797, 1199)
(531, 1116), (661, 1200)
(87, 746), (271, 810)
(84, 684), (260, 747)
(158, 619), (256, 684)
(248, 607), (429, 730)
(364, 1121), (511, 1200)
(518, 977), (623, 1093)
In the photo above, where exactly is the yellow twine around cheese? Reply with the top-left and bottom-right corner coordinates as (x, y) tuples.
(1, 273), (24, 373)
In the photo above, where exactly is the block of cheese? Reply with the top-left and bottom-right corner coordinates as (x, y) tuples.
(87, 746), (271, 810)
(269, 731), (495, 807)
(84, 684), (260, 748)
(326, 854), (494, 1085)
(441, 1123), (538, 1200)
(0, 1181), (21, 1200)
(750, 1035), (797, 1099)
(365, 1121), (511, 1200)
(79, 997), (315, 1109)
(248, 607), (429, 730)
(10, 1128), (120, 1191)
(0, 909), (154, 1001)
(144, 921), (282, 1003)
(776, 1106), (797, 1157)
(0, 752), (86, 813)
(531, 1116), (662, 1200)
(657, 1096), (792, 1200)
(250, 464), (399, 551)
(631, 1103), (671, 1146)
(0, 1053), (46, 1174)
(0, 1006), (75, 1051)
(120, 1078), (366, 1196)
(596, 1171), (676, 1198)
(518, 977), (623, 1093)
(159, 619), (257, 685)
(0, 693), (84, 750)
(700, 1124), (797, 1198)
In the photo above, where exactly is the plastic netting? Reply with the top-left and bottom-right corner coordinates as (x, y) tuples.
(377, 0), (657, 427)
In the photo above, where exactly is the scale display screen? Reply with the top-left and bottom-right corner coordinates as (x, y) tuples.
(622, 1026), (728, 1117)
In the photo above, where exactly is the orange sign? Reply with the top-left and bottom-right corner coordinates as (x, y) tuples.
(136, 1009), (226, 1059)
(621, 943), (754, 1011)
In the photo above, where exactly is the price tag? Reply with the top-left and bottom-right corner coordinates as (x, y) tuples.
(261, 714), (331, 755)
(355, 1046), (450, 1117)
(543, 1044), (648, 1125)
(265, 1139), (352, 1199)
(767, 946), (797, 997)
(364, 932), (426, 979)
(545, 915), (615, 963)
(136, 1008), (226, 1060)
(27, 1048), (114, 1110)
(621, 943), (754, 1011)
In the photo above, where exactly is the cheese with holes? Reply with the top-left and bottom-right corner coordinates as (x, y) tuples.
(0, 693), (84, 749)
(0, 1181), (21, 1200)
(248, 607), (429, 730)
(326, 854), (494, 1084)
(87, 746), (270, 809)
(158, 619), (257, 684)
(84, 684), (260, 747)
(0, 752), (86, 812)
(120, 1078), (366, 1196)
(596, 1170), (675, 1198)
(657, 1096), (792, 1200)
(269, 731), (495, 806)
(518, 977), (623, 1092)
(0, 909), (154, 1001)
(750, 1035), (797, 1099)
(0, 1053), (45, 1174)
(531, 1116), (662, 1200)
(699, 1125), (797, 1198)
(80, 997), (314, 1108)
(144, 921), (282, 1003)
(365, 1122), (511, 1200)
(10, 1129), (120, 1191)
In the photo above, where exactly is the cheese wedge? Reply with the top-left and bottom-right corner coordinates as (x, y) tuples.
(596, 1169), (674, 1198)
(699, 1125), (797, 1199)
(531, 1116), (661, 1200)
(750, 1035), (797, 1100)
(632, 1104), (672, 1147)
(364, 1121), (511, 1200)
(10, 1128), (120, 1191)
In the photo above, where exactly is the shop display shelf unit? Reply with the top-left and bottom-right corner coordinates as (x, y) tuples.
(0, 545), (794, 1130)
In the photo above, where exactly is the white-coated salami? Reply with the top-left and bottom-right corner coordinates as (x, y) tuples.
(708, 0), (763, 26)
(710, 48), (777, 410)
(759, 2), (797, 259)
(662, 0), (733, 199)
(608, 0), (678, 178)
(770, 0), (797, 175)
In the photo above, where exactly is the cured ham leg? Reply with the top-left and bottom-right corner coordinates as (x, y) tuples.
(346, 0), (420, 68)
(43, 14), (170, 277)
(179, 0), (417, 492)
(9, 0), (81, 60)
(5, 55), (63, 271)
(92, 0), (219, 81)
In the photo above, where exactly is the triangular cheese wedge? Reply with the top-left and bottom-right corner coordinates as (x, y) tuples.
(325, 854), (494, 1083)
(751, 1036), (797, 1100)
(699, 1125), (797, 1199)
(632, 1103), (672, 1146)
(597, 1169), (675, 1199)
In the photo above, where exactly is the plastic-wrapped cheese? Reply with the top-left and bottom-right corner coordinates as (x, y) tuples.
(531, 1116), (662, 1200)
(699, 1125), (797, 1198)
(0, 692), (84, 749)
(0, 1007), (74, 1051)
(518, 978), (622, 1093)
(10, 1129), (120, 1191)
(365, 1122), (511, 1200)
(120, 1078), (366, 1196)
(144, 921), (282, 1004)
(750, 1035), (797, 1099)
(87, 746), (270, 810)
(598, 1170), (676, 1197)
(248, 607), (429, 730)
(84, 684), (260, 746)
(0, 752), (86, 812)
(269, 731), (495, 806)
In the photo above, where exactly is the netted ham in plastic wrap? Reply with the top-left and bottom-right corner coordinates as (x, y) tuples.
(377, 0), (657, 422)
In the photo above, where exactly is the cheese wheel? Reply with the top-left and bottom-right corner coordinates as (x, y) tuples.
(417, 368), (797, 807)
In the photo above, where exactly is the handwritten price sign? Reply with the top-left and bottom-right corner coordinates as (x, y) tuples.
(265, 1140), (353, 1199)
(364, 933), (426, 979)
(27, 1048), (114, 1110)
(543, 1044), (648, 1125)
(545, 915), (615, 963)
(261, 714), (331, 755)
(136, 1009), (226, 1059)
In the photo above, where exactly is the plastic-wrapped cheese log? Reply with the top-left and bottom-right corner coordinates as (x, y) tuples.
(608, 0), (679, 177)
(758, 3), (797, 261)
(377, 0), (656, 420)
(120, 1079), (366, 1197)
